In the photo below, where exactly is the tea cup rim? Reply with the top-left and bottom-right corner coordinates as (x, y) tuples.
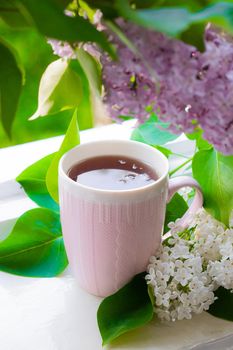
(59, 139), (169, 196)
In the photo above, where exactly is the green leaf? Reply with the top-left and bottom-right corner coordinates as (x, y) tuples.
(115, 0), (191, 36)
(46, 109), (80, 203)
(154, 145), (173, 158)
(0, 208), (68, 277)
(208, 287), (233, 321)
(0, 39), (23, 136)
(97, 273), (154, 345)
(18, 0), (115, 57)
(16, 153), (59, 212)
(131, 114), (179, 146)
(30, 59), (82, 120)
(130, 127), (145, 143)
(0, 0), (30, 28)
(187, 128), (213, 151)
(69, 58), (96, 129)
(75, 48), (102, 94)
(0, 25), (75, 147)
(164, 193), (188, 233)
(74, 49), (102, 130)
(84, 0), (118, 19)
(180, 22), (206, 51)
(115, 1), (233, 48)
(196, 136), (212, 151)
(192, 149), (233, 226)
(130, 7), (192, 36)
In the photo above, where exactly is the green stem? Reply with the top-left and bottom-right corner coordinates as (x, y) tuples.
(169, 157), (193, 177)
(172, 152), (190, 159)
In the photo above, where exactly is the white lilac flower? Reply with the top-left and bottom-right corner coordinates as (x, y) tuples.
(167, 221), (184, 235)
(174, 267), (193, 286)
(146, 230), (215, 322)
(155, 288), (171, 308)
(192, 209), (225, 262)
(204, 226), (233, 290)
(219, 233), (233, 260)
(170, 241), (192, 260)
(177, 305), (192, 320)
(146, 208), (233, 323)
(192, 211), (233, 290)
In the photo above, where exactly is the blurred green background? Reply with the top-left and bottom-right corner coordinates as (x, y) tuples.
(0, 19), (73, 148)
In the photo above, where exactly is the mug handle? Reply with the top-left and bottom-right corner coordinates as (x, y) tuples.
(163, 176), (203, 240)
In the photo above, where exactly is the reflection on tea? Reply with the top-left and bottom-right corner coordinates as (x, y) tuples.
(68, 155), (158, 190)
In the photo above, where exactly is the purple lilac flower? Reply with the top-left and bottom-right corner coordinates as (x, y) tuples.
(101, 20), (233, 155)
(100, 20), (161, 122)
(101, 53), (157, 121)
(48, 39), (75, 59)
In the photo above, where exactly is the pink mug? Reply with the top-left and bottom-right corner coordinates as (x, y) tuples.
(59, 140), (203, 297)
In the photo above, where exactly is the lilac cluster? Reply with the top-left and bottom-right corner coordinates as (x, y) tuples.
(101, 21), (233, 155)
(48, 39), (75, 59)
(102, 56), (157, 121)
(101, 21), (161, 122)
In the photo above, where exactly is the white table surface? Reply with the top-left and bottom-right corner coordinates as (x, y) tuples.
(1, 122), (233, 350)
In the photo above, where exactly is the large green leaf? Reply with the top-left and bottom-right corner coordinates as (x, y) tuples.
(85, 0), (177, 18)
(187, 128), (213, 151)
(69, 58), (96, 129)
(0, 0), (30, 27)
(154, 145), (173, 158)
(131, 114), (179, 146)
(0, 39), (23, 136)
(73, 49), (102, 131)
(0, 24), (75, 147)
(97, 273), (153, 345)
(0, 208), (68, 277)
(115, 1), (233, 48)
(130, 7), (192, 36)
(208, 287), (233, 321)
(16, 153), (59, 212)
(84, 0), (118, 18)
(18, 0), (115, 57)
(164, 193), (188, 233)
(75, 48), (102, 93)
(46, 109), (80, 203)
(192, 149), (233, 226)
(30, 59), (82, 120)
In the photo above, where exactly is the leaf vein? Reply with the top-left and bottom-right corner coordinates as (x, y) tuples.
(0, 236), (63, 260)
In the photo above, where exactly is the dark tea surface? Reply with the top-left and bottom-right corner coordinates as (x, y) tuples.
(68, 155), (158, 190)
